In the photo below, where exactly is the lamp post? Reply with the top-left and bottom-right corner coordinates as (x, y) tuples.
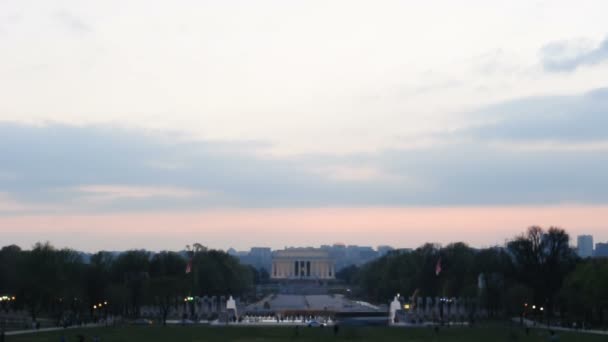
(0, 295), (16, 313)
(92, 301), (108, 323)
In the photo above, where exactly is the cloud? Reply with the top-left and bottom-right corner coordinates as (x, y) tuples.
(2, 85), (608, 216)
(464, 87), (608, 142)
(541, 36), (608, 72)
(75, 185), (203, 201)
(0, 192), (59, 214)
(0, 122), (391, 212)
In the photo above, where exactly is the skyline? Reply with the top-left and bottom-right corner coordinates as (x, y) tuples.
(2, 1), (608, 250)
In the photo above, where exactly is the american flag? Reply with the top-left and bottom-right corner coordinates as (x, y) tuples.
(185, 257), (193, 274)
(435, 257), (442, 276)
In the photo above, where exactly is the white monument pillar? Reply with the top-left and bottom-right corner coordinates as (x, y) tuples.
(389, 295), (401, 325)
(226, 296), (238, 321)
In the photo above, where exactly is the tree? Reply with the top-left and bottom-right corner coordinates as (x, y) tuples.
(336, 265), (360, 285)
(475, 247), (514, 316)
(192, 250), (253, 297)
(112, 250), (151, 317)
(17, 243), (84, 324)
(507, 226), (578, 315)
(0, 245), (21, 297)
(439, 242), (476, 298)
(148, 252), (187, 325)
(85, 252), (115, 320)
(560, 259), (608, 326)
(358, 243), (443, 302)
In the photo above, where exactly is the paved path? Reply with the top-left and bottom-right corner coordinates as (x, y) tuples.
(5, 324), (101, 336)
(511, 317), (608, 336)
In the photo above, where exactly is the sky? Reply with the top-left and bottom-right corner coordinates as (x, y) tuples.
(1, 0), (608, 251)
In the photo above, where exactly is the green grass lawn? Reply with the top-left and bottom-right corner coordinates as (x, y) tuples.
(7, 324), (607, 342)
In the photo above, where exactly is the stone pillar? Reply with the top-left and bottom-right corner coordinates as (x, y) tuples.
(220, 296), (226, 312)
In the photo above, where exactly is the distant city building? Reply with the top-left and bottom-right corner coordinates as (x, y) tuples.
(320, 244), (380, 270)
(271, 248), (335, 280)
(577, 235), (594, 258)
(595, 242), (608, 258)
(231, 247), (272, 271)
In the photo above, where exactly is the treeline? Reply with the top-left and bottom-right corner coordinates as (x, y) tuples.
(340, 226), (608, 326)
(0, 242), (255, 325)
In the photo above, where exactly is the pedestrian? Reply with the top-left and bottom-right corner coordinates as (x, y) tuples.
(333, 323), (339, 336)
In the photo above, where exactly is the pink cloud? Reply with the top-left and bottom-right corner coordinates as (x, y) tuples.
(76, 185), (202, 201)
(1, 205), (606, 251)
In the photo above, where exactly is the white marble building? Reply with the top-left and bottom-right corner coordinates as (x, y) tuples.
(271, 248), (335, 280)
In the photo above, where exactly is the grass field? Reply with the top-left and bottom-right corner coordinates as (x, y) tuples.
(7, 324), (607, 342)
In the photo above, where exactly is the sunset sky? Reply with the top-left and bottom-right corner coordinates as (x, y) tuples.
(1, 1), (608, 251)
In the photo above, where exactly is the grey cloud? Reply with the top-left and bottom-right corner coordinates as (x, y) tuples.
(378, 143), (608, 205)
(2, 103), (608, 213)
(465, 87), (608, 142)
(3, 85), (608, 212)
(541, 36), (608, 72)
(0, 122), (400, 213)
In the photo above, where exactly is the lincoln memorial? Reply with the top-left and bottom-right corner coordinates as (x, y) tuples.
(271, 248), (335, 280)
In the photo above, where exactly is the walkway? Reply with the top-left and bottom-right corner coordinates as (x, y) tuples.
(511, 317), (608, 336)
(5, 324), (101, 336)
